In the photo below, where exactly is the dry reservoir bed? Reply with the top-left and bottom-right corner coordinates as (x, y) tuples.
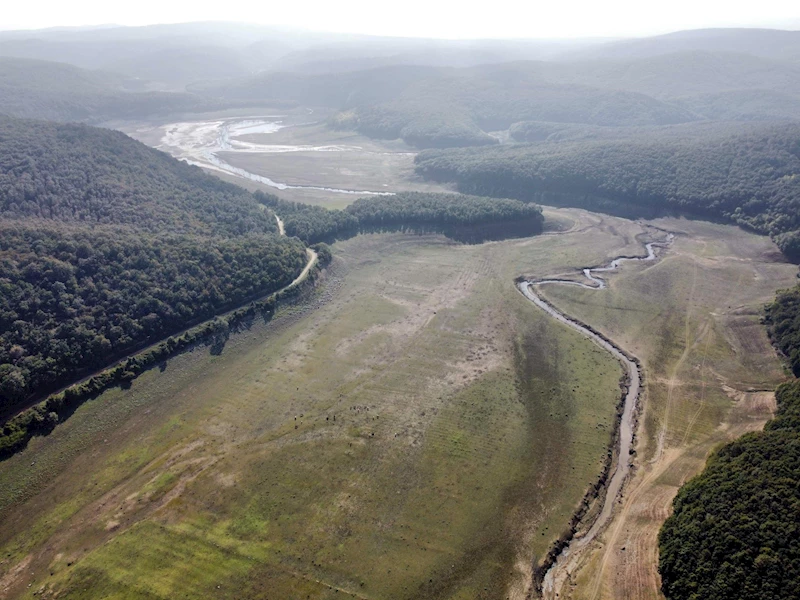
(0, 210), (795, 600)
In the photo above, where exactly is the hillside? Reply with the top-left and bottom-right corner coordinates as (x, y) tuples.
(103, 46), (254, 89)
(565, 28), (800, 62)
(0, 116), (307, 418)
(415, 122), (800, 261)
(674, 88), (800, 121)
(195, 64), (698, 148)
(192, 48), (800, 148)
(0, 23), (601, 79)
(0, 115), (276, 236)
(532, 51), (800, 99)
(0, 57), (220, 122)
(658, 378), (800, 600)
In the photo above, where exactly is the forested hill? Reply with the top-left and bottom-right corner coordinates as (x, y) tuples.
(0, 115), (277, 236)
(255, 191), (544, 244)
(766, 285), (800, 377)
(658, 376), (800, 600)
(0, 116), (308, 419)
(415, 123), (800, 262)
(0, 57), (223, 123)
(192, 64), (699, 148)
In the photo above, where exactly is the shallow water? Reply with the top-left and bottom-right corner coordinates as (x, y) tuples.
(157, 117), (394, 195)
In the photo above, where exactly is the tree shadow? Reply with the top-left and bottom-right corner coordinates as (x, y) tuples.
(209, 331), (229, 356)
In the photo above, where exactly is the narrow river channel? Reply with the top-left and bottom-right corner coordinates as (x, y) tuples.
(518, 231), (673, 598)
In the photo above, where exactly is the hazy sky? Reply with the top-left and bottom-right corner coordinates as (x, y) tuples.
(3, 0), (800, 38)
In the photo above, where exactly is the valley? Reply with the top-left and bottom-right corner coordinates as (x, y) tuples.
(126, 111), (452, 208)
(0, 207), (793, 599)
(2, 20), (800, 600)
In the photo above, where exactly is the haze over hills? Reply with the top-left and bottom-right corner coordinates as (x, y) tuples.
(1, 18), (800, 600)
(4, 22), (800, 137)
(0, 57), (230, 122)
(562, 27), (800, 62)
(0, 22), (601, 88)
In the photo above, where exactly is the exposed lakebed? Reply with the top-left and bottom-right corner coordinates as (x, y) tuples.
(154, 116), (395, 195)
(519, 230), (673, 597)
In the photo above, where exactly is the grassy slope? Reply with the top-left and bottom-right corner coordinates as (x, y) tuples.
(0, 217), (630, 600)
(1, 212), (789, 600)
(537, 218), (797, 600)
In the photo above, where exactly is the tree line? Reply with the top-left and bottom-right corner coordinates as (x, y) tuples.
(255, 191), (545, 245)
(765, 284), (800, 377)
(658, 286), (800, 599)
(414, 123), (800, 262)
(658, 378), (800, 600)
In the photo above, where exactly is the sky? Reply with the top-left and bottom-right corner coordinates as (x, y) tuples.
(3, 0), (800, 39)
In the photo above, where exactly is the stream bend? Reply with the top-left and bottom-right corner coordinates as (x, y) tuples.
(518, 232), (673, 597)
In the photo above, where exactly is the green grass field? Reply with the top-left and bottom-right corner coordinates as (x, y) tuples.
(0, 211), (632, 600)
(1, 210), (793, 600)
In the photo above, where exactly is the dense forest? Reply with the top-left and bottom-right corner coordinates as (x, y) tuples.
(765, 285), (800, 376)
(0, 224), (306, 416)
(658, 379), (800, 600)
(0, 116), (308, 418)
(415, 123), (800, 261)
(255, 191), (544, 244)
(0, 116), (279, 236)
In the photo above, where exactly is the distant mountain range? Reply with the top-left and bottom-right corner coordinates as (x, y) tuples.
(2, 23), (800, 142)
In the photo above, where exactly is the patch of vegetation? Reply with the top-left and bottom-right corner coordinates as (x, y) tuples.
(658, 379), (800, 600)
(765, 284), (800, 376)
(415, 123), (800, 261)
(0, 224), (306, 416)
(256, 190), (544, 244)
(0, 116), (309, 422)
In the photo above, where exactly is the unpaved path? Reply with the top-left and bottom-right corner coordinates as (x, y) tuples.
(2, 209), (316, 426)
(517, 229), (673, 599)
(292, 248), (318, 287)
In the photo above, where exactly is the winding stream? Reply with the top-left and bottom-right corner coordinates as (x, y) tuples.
(157, 117), (395, 196)
(518, 232), (673, 598)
